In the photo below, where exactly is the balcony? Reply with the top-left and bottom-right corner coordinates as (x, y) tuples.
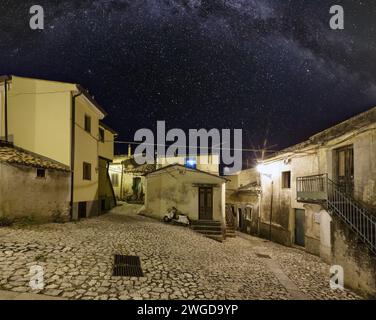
(296, 174), (328, 203)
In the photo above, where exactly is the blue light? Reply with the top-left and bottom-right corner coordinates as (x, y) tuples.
(185, 158), (197, 169)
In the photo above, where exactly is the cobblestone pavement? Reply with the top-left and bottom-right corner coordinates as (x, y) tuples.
(0, 203), (362, 300)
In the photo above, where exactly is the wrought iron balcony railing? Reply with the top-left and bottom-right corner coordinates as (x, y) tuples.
(297, 174), (328, 203)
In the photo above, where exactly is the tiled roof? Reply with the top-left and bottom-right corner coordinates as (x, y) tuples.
(237, 182), (261, 193)
(122, 157), (156, 174)
(0, 144), (70, 172)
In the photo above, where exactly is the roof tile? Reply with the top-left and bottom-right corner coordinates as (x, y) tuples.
(0, 145), (70, 172)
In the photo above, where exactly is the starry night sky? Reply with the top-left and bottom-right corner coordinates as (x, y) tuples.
(0, 0), (376, 163)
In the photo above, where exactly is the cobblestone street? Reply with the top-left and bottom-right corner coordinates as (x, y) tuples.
(0, 203), (362, 300)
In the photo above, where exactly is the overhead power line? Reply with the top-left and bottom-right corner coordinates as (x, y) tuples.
(111, 140), (277, 153)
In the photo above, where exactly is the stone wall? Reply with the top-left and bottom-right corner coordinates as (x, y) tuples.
(331, 216), (376, 298)
(259, 222), (292, 246)
(0, 163), (70, 221)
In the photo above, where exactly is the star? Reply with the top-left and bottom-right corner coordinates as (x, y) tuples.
(0, 0), (374, 160)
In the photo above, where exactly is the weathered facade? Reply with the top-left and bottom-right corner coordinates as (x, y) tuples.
(225, 168), (260, 235)
(0, 143), (70, 221)
(144, 164), (227, 224)
(109, 148), (155, 203)
(258, 106), (376, 297)
(0, 75), (116, 220)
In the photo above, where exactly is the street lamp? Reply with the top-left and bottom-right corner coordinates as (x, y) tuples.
(257, 163), (274, 241)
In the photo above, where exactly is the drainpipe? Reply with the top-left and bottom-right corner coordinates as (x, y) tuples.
(70, 90), (82, 220)
(120, 161), (124, 200)
(269, 180), (274, 241)
(4, 79), (8, 142)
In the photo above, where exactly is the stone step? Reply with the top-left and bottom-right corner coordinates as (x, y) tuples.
(191, 220), (222, 226)
(225, 234), (236, 238)
(192, 226), (224, 242)
(204, 234), (223, 242)
(190, 220), (224, 242)
(194, 229), (223, 235)
(192, 228), (222, 234)
(191, 225), (222, 231)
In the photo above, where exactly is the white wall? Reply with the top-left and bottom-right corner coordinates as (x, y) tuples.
(145, 167), (225, 222)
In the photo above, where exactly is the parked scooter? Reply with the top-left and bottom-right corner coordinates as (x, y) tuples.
(163, 207), (190, 226)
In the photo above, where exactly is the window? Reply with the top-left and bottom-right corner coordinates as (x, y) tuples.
(246, 207), (253, 221)
(83, 162), (91, 180)
(99, 128), (105, 142)
(282, 171), (291, 189)
(84, 114), (91, 133)
(36, 168), (46, 178)
(111, 173), (119, 187)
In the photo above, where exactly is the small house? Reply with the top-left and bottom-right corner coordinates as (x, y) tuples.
(143, 163), (227, 241)
(0, 142), (70, 222)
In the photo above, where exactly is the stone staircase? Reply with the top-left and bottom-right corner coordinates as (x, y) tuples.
(225, 204), (236, 239)
(297, 174), (376, 255)
(191, 220), (224, 242)
(225, 223), (236, 238)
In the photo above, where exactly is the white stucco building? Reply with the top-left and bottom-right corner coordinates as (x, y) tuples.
(257, 106), (376, 297)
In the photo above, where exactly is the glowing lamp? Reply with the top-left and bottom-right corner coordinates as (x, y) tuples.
(257, 163), (265, 174)
(185, 158), (197, 169)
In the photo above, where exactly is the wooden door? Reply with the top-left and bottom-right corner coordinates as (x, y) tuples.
(336, 145), (354, 194)
(199, 187), (213, 220)
(295, 209), (305, 247)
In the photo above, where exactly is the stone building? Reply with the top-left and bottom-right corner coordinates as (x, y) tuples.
(0, 142), (70, 222)
(109, 147), (155, 203)
(225, 168), (261, 235)
(143, 154), (227, 241)
(257, 106), (376, 297)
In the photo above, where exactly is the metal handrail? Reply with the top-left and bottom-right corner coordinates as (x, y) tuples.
(297, 174), (376, 254)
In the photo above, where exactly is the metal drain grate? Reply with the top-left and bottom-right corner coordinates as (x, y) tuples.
(256, 253), (272, 259)
(114, 255), (140, 266)
(113, 255), (144, 277)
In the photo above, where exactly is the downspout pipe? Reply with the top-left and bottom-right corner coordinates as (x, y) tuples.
(269, 180), (274, 241)
(120, 161), (124, 200)
(70, 90), (82, 220)
(4, 78), (8, 142)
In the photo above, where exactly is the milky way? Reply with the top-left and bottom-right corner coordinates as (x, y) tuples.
(0, 0), (375, 161)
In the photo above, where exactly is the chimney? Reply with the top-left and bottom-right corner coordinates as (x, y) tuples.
(128, 144), (132, 157)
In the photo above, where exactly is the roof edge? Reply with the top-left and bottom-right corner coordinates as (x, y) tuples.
(76, 84), (108, 117)
(0, 75), (12, 82)
(99, 120), (117, 135)
(145, 163), (229, 181)
(262, 106), (376, 163)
